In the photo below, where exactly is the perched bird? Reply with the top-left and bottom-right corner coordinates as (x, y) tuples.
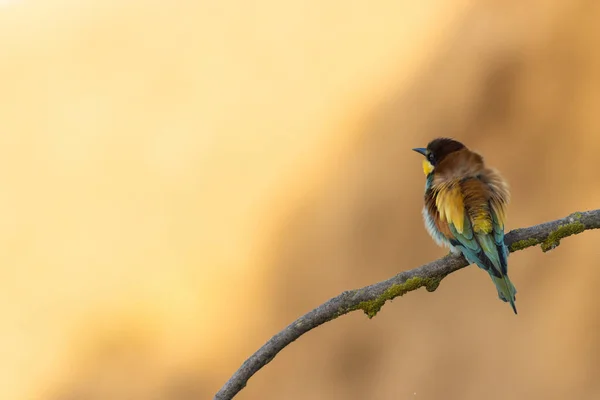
(413, 138), (517, 314)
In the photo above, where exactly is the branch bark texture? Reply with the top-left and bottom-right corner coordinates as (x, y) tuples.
(215, 209), (600, 400)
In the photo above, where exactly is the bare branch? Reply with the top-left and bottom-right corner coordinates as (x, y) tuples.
(214, 209), (600, 400)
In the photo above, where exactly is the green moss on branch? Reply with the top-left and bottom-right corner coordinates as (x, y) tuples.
(509, 238), (540, 252)
(352, 276), (444, 318)
(540, 221), (586, 252)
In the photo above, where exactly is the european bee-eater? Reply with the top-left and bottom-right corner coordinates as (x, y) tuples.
(413, 138), (517, 314)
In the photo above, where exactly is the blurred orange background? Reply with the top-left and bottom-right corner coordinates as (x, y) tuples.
(1, 1), (599, 399)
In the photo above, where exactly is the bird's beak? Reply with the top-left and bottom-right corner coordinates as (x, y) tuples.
(412, 147), (427, 156)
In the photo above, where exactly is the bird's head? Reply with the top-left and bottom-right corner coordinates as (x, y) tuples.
(413, 138), (466, 176)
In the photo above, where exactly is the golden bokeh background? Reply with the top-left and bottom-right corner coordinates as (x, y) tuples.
(1, 1), (599, 399)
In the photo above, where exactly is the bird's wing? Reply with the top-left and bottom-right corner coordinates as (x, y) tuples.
(424, 180), (461, 240)
(483, 169), (510, 273)
(426, 180), (476, 251)
(430, 177), (509, 277)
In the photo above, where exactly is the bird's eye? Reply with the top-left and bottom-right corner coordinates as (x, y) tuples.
(427, 153), (435, 165)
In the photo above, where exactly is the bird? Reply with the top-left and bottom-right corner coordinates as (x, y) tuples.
(413, 138), (517, 314)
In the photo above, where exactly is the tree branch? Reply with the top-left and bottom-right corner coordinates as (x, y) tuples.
(214, 209), (600, 400)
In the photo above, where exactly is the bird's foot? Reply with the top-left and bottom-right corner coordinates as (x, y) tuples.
(448, 246), (462, 256)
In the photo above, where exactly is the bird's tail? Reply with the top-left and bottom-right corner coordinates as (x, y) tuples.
(490, 274), (518, 314)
